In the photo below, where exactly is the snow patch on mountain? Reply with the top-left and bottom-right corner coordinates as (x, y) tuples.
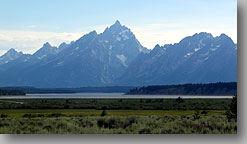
(116, 37), (121, 41)
(184, 52), (194, 58)
(57, 61), (63, 65)
(119, 29), (130, 35)
(109, 45), (112, 50)
(204, 57), (209, 61)
(37, 55), (47, 59)
(194, 48), (200, 52)
(91, 50), (96, 55)
(122, 35), (129, 40)
(210, 48), (217, 51)
(116, 54), (127, 67)
(119, 29), (130, 40)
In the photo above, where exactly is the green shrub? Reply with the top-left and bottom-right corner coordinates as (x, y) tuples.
(49, 113), (64, 117)
(176, 97), (184, 103)
(97, 118), (105, 128)
(225, 96), (237, 121)
(0, 114), (8, 118)
(23, 114), (35, 118)
(101, 110), (107, 117)
(123, 117), (137, 128)
(64, 105), (70, 109)
(37, 114), (44, 117)
(139, 128), (151, 134)
(193, 110), (201, 120)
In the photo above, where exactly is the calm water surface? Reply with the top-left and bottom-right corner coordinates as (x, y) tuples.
(0, 93), (233, 99)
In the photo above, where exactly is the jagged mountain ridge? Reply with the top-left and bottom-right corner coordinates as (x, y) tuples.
(33, 42), (58, 59)
(115, 32), (237, 86)
(0, 48), (23, 65)
(0, 21), (237, 87)
(0, 21), (149, 87)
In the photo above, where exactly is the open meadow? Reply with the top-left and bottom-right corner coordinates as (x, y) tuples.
(0, 98), (237, 134)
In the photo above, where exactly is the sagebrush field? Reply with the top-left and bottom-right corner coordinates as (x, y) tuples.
(0, 98), (237, 134)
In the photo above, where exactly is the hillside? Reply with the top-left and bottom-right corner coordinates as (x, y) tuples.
(126, 82), (237, 96)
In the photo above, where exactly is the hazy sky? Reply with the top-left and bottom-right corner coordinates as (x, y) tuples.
(0, 0), (237, 56)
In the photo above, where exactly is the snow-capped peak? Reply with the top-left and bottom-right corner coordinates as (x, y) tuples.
(0, 48), (23, 64)
(114, 20), (121, 26)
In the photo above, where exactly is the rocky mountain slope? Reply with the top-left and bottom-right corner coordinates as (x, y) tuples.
(0, 21), (237, 87)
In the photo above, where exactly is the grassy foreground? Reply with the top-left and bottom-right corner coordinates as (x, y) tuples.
(0, 98), (236, 134)
(0, 115), (236, 134)
(0, 109), (236, 134)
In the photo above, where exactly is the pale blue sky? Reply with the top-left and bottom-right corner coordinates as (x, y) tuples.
(0, 0), (237, 55)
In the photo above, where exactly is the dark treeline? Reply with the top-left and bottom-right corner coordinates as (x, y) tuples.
(126, 82), (237, 96)
(0, 86), (134, 94)
(0, 99), (231, 110)
(0, 89), (26, 96)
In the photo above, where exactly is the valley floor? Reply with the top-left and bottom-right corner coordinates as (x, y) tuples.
(0, 113), (236, 134)
(0, 98), (237, 134)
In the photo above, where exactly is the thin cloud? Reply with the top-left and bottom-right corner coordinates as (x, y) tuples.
(0, 24), (109, 56)
(24, 25), (39, 29)
(0, 30), (86, 56)
(130, 23), (237, 49)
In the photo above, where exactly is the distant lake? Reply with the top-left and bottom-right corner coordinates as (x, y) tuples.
(0, 93), (234, 99)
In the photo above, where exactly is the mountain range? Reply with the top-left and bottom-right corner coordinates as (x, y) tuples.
(0, 21), (237, 88)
